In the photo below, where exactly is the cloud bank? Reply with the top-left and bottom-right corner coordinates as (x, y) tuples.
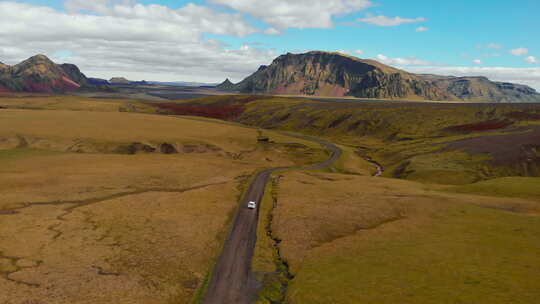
(0, 0), (538, 90)
(0, 1), (278, 82)
(209, 0), (372, 29)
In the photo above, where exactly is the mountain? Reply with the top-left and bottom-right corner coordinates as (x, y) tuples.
(216, 78), (235, 90)
(60, 63), (89, 87)
(228, 51), (540, 102)
(0, 55), (88, 93)
(419, 75), (540, 103)
(230, 51), (453, 100)
(109, 77), (130, 84)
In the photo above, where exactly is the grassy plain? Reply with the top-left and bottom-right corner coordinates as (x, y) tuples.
(0, 96), (329, 304)
(268, 171), (540, 304)
(148, 95), (540, 303)
(448, 177), (540, 200)
(0, 95), (158, 113)
(3, 94), (540, 303)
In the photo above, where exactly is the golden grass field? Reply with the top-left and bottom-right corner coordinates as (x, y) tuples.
(0, 96), (328, 304)
(0, 95), (158, 113)
(260, 171), (540, 304)
(2, 95), (540, 304)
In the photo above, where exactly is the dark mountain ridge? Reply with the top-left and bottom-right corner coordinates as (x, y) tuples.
(225, 51), (540, 102)
(418, 74), (540, 102)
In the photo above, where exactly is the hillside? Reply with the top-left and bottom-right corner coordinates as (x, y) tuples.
(0, 95), (330, 304)
(0, 55), (89, 93)
(227, 51), (540, 102)
(216, 78), (235, 90)
(110, 77), (130, 84)
(419, 74), (540, 102)
(153, 95), (540, 184)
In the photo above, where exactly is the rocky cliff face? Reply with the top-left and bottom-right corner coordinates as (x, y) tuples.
(60, 63), (89, 87)
(230, 51), (540, 102)
(232, 51), (454, 100)
(419, 75), (540, 102)
(0, 55), (88, 93)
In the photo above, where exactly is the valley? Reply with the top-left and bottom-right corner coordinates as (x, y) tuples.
(0, 97), (330, 303)
(1, 93), (538, 304)
(2, 1), (539, 303)
(1, 50), (540, 304)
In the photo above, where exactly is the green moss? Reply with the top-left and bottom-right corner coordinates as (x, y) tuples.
(252, 178), (292, 304)
(449, 177), (540, 200)
(391, 151), (492, 185)
(252, 181), (279, 273)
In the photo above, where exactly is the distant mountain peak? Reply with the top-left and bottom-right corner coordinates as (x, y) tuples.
(0, 54), (90, 93)
(18, 54), (55, 66)
(216, 78), (236, 90)
(227, 51), (540, 102)
(109, 77), (130, 84)
(29, 54), (51, 61)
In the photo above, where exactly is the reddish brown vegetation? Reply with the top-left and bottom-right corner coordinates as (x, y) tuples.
(0, 84), (11, 93)
(154, 95), (266, 120)
(156, 103), (246, 120)
(445, 127), (540, 171)
(505, 111), (540, 121)
(445, 120), (513, 133)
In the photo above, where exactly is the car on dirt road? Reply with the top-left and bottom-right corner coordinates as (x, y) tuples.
(247, 201), (257, 209)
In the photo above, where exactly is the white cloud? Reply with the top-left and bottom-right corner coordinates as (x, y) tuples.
(510, 48), (529, 56)
(473, 59), (482, 64)
(358, 15), (425, 26)
(375, 54), (434, 66)
(354, 50), (365, 55)
(64, 0), (136, 14)
(263, 27), (281, 35)
(406, 66), (540, 91)
(525, 56), (538, 64)
(0, 1), (279, 82)
(487, 43), (502, 50)
(209, 0), (372, 29)
(416, 26), (428, 32)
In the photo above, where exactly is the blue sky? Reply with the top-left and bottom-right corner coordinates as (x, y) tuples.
(211, 0), (539, 68)
(1, 0), (539, 88)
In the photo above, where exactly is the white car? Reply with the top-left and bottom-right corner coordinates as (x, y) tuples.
(247, 201), (257, 209)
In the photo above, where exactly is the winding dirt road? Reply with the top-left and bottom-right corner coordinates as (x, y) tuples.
(202, 134), (342, 304)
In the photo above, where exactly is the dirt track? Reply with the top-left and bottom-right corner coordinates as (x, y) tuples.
(202, 134), (342, 304)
